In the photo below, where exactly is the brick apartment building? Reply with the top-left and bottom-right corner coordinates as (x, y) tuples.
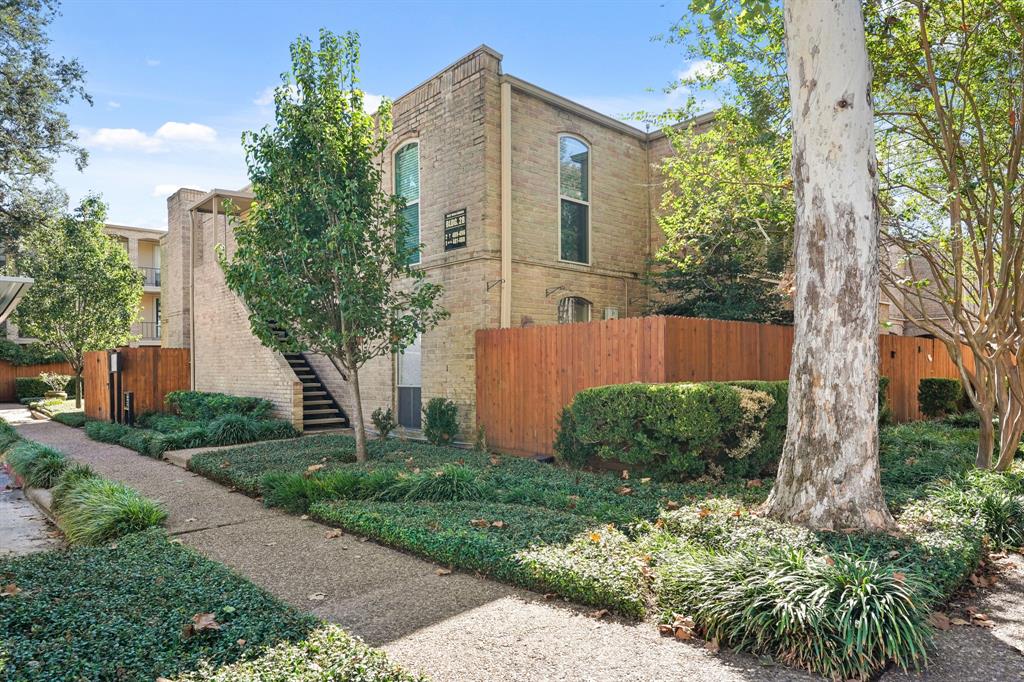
(159, 45), (916, 434)
(5, 223), (165, 347)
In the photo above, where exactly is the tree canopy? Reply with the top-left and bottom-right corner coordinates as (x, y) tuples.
(13, 196), (142, 406)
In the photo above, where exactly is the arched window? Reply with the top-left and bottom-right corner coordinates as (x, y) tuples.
(558, 296), (592, 324)
(558, 135), (590, 264)
(394, 141), (420, 265)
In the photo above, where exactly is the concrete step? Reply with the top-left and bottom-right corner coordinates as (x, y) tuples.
(304, 417), (347, 428)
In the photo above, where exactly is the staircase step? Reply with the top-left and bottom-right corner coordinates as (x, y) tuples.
(303, 390), (327, 397)
(303, 399), (332, 406)
(301, 381), (322, 389)
(304, 417), (348, 427)
(304, 407), (340, 417)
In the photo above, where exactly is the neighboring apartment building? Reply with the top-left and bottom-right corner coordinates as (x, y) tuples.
(5, 223), (165, 347)
(159, 45), (925, 434)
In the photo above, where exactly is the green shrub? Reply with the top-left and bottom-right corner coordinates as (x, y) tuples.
(85, 420), (160, 456)
(156, 425), (210, 451)
(919, 378), (964, 418)
(6, 441), (67, 488)
(553, 407), (588, 468)
(372, 406), (396, 439)
(0, 415), (19, 451)
(58, 477), (167, 545)
(403, 464), (482, 502)
(0, 338), (64, 365)
(927, 470), (1024, 549)
(261, 469), (366, 514)
(423, 397), (459, 445)
(166, 390), (273, 420)
(558, 382), (774, 479)
(15, 374), (75, 401)
(137, 411), (195, 433)
(655, 547), (935, 680)
(721, 380), (788, 476)
(944, 410), (982, 428)
(52, 411), (87, 428)
(51, 462), (99, 511)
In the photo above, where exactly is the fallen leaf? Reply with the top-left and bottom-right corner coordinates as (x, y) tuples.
(616, 486), (632, 496)
(184, 518), (197, 523)
(929, 611), (952, 630)
(469, 518), (489, 528)
(219, 460), (230, 469)
(950, 617), (970, 626)
(300, 515), (310, 520)
(745, 479), (763, 488)
(658, 623), (674, 636)
(698, 508), (712, 519)
(489, 455), (501, 466)
(490, 520), (506, 529)
(905, 457), (918, 466)
(236, 639), (246, 646)
(324, 529), (342, 539)
(705, 637), (720, 653)
(589, 532), (602, 543)
(308, 593), (327, 601)
(192, 612), (221, 631)
(823, 556), (836, 567)
(621, 469), (630, 480)
(640, 477), (652, 484)
(264, 541), (277, 547)
(887, 550), (900, 559)
(435, 567), (452, 576)
(543, 593), (557, 600)
(731, 509), (742, 518)
(665, 501), (680, 511)
(893, 572), (906, 583)
(305, 463), (325, 474)
(588, 609), (609, 619)
(673, 626), (693, 641)
(1, 583), (20, 597)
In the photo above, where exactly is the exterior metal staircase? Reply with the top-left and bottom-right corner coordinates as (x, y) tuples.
(270, 326), (350, 431)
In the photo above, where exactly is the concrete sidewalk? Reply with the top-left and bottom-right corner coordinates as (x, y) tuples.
(6, 404), (1023, 681)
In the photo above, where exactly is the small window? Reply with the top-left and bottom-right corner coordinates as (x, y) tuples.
(558, 296), (591, 324)
(394, 142), (420, 265)
(558, 135), (590, 264)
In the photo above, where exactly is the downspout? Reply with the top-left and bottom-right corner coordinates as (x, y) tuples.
(500, 80), (512, 328)
(188, 208), (196, 389)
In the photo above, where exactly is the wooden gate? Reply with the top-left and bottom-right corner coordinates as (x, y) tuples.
(83, 347), (190, 421)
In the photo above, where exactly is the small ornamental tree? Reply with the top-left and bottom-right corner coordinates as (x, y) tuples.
(14, 196), (142, 407)
(221, 30), (447, 462)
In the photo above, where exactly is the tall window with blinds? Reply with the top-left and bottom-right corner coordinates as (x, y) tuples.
(394, 142), (420, 265)
(558, 135), (590, 264)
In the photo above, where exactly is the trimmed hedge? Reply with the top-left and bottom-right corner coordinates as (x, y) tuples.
(556, 378), (893, 479)
(166, 390), (273, 420)
(15, 375), (76, 400)
(555, 382), (775, 479)
(919, 378), (965, 418)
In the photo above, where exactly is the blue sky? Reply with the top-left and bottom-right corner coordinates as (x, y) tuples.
(50, 0), (709, 228)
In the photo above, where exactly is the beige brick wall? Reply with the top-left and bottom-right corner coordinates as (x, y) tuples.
(162, 189), (203, 349)
(188, 209), (302, 427)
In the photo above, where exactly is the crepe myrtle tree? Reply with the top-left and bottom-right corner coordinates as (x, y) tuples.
(221, 29), (446, 462)
(13, 195), (142, 408)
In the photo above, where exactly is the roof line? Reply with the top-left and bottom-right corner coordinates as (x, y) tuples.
(391, 44), (503, 105)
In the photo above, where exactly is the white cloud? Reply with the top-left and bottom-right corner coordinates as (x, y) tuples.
(679, 60), (718, 81)
(84, 127), (165, 153)
(82, 121), (218, 153)
(154, 121), (218, 144)
(145, 58), (161, 67)
(253, 86), (275, 107)
(363, 93), (384, 114)
(151, 183), (180, 198)
(107, 101), (121, 109)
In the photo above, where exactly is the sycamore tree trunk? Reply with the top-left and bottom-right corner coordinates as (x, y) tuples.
(764, 0), (894, 531)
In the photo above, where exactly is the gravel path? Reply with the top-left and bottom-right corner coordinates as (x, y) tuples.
(7, 405), (1023, 681)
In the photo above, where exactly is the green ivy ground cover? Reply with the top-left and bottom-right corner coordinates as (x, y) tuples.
(0, 530), (418, 682)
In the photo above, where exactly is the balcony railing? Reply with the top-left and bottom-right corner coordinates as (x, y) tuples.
(139, 266), (160, 287)
(137, 321), (161, 341)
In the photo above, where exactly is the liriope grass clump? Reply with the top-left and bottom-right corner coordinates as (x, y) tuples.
(655, 546), (936, 680)
(51, 462), (99, 511)
(402, 464), (482, 502)
(59, 477), (168, 545)
(6, 441), (67, 488)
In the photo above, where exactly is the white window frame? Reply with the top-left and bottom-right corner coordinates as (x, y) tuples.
(558, 296), (592, 324)
(557, 133), (592, 266)
(393, 139), (421, 265)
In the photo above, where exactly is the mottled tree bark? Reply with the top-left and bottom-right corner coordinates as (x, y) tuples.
(764, 0), (895, 531)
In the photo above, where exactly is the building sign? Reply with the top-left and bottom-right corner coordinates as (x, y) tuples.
(443, 209), (467, 251)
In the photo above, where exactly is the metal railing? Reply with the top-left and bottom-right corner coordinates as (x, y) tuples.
(137, 321), (161, 341)
(139, 266), (160, 287)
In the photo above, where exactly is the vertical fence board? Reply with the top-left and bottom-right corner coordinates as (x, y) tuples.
(83, 347), (190, 421)
(475, 316), (970, 457)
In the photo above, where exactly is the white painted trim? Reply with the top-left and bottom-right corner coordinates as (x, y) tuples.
(392, 139), (422, 265)
(556, 133), (592, 266)
(500, 81), (512, 328)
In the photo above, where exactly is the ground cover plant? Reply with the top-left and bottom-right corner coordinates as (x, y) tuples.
(188, 420), (1023, 679)
(0, 530), (418, 682)
(83, 392), (298, 456)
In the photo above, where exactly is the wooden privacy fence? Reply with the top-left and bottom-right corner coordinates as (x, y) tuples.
(0, 360), (76, 402)
(83, 347), (190, 422)
(475, 316), (966, 457)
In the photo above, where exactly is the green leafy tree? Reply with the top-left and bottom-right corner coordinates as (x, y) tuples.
(13, 196), (142, 407)
(649, 5), (793, 323)
(1, 0), (91, 252)
(221, 30), (447, 462)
